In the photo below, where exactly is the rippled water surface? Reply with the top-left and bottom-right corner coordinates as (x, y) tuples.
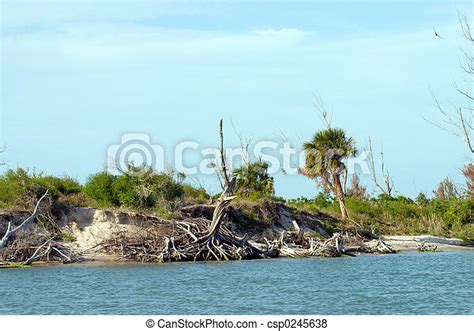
(1, 251), (473, 314)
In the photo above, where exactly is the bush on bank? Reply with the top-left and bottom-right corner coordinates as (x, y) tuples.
(0, 167), (209, 214)
(0, 168), (84, 209)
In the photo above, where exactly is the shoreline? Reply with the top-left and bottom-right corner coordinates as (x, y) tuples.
(382, 235), (474, 252)
(3, 235), (471, 268)
(2, 205), (473, 267)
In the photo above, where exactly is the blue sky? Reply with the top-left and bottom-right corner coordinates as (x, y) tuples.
(0, 0), (472, 198)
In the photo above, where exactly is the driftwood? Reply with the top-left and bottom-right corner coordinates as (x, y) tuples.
(0, 189), (78, 266)
(278, 231), (349, 258)
(417, 242), (438, 252)
(0, 236), (75, 266)
(271, 227), (397, 258)
(23, 238), (54, 265)
(0, 190), (49, 251)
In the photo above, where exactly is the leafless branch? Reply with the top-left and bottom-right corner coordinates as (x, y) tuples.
(219, 119), (231, 189)
(459, 12), (474, 42)
(231, 119), (251, 166)
(368, 137), (394, 196)
(0, 190), (49, 251)
(23, 238), (54, 265)
(313, 92), (332, 129)
(428, 87), (474, 153)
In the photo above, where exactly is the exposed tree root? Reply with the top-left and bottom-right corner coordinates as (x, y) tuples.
(103, 220), (399, 263)
(103, 216), (279, 263)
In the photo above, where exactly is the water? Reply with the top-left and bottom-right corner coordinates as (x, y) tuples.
(0, 251), (473, 315)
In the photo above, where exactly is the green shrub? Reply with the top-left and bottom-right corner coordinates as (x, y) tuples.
(0, 168), (36, 209)
(83, 166), (184, 210)
(33, 176), (82, 199)
(0, 168), (83, 209)
(233, 161), (274, 198)
(313, 192), (333, 208)
(415, 193), (429, 206)
(443, 198), (473, 229)
(83, 172), (118, 207)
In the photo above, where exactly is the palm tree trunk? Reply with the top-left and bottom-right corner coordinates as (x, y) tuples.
(332, 174), (349, 219)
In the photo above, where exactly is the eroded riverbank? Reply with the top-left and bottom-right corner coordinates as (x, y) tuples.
(1, 205), (473, 267)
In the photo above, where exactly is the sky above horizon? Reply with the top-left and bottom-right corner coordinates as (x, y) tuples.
(1, 0), (472, 198)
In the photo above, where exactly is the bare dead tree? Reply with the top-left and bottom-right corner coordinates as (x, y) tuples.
(313, 92), (332, 129)
(0, 190), (49, 251)
(347, 173), (368, 200)
(274, 129), (304, 175)
(429, 12), (473, 154)
(368, 137), (394, 196)
(430, 90), (473, 153)
(209, 119), (234, 190)
(219, 119), (231, 188)
(231, 119), (251, 166)
(462, 163), (474, 195)
(433, 177), (459, 200)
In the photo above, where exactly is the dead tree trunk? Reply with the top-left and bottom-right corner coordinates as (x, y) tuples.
(0, 190), (49, 251)
(368, 137), (394, 196)
(189, 120), (264, 260)
(199, 178), (236, 240)
(200, 119), (234, 239)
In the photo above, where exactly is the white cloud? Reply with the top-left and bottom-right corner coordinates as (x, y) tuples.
(2, 24), (315, 69)
(254, 28), (312, 39)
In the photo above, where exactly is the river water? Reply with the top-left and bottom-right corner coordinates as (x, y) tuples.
(1, 251), (472, 314)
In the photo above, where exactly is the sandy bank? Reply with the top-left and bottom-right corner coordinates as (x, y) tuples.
(383, 235), (473, 251)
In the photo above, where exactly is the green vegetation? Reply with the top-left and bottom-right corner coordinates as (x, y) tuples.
(288, 193), (474, 240)
(0, 168), (86, 209)
(233, 160), (274, 199)
(84, 166), (184, 210)
(0, 166), (209, 218)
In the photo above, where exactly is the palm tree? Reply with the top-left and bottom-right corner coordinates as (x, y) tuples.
(301, 128), (356, 219)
